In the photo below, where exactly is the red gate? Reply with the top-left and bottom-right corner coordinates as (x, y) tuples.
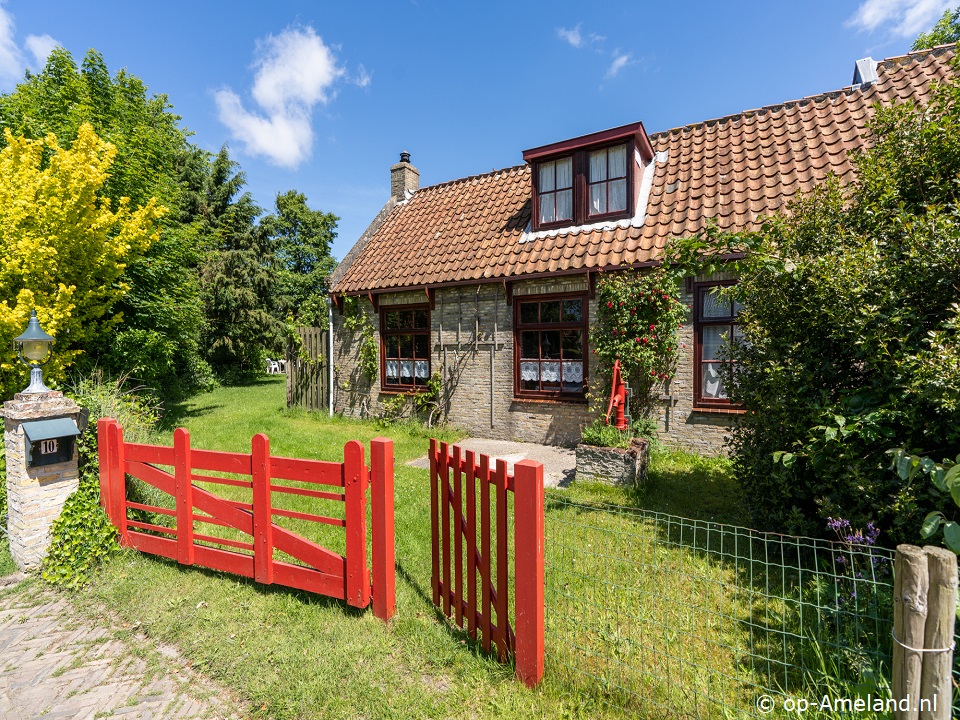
(430, 439), (544, 687)
(98, 418), (395, 621)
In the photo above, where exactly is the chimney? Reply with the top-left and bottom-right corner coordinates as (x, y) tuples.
(390, 151), (419, 201)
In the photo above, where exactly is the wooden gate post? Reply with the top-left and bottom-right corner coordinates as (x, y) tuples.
(370, 437), (395, 621)
(97, 417), (115, 520)
(344, 440), (370, 608)
(919, 546), (957, 720)
(894, 544), (958, 720)
(173, 428), (194, 565)
(108, 421), (128, 546)
(513, 459), (545, 688)
(252, 433), (274, 584)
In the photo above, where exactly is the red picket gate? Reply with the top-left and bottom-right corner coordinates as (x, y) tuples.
(429, 439), (544, 687)
(98, 418), (395, 621)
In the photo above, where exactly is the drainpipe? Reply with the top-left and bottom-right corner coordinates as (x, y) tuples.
(328, 295), (334, 417)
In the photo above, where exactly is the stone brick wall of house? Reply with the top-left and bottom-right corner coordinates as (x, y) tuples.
(331, 275), (735, 455)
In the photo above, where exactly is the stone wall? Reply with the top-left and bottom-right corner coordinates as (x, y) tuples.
(332, 273), (736, 455)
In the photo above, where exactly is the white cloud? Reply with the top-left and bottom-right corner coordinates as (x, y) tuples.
(847, 0), (953, 37)
(606, 52), (633, 78)
(353, 64), (371, 88)
(0, 4), (22, 87)
(24, 33), (57, 69)
(216, 26), (351, 169)
(557, 24), (583, 48)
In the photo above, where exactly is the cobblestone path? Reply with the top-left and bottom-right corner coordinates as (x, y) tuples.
(0, 581), (243, 719)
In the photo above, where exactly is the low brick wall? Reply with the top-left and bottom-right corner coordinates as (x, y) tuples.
(575, 438), (649, 487)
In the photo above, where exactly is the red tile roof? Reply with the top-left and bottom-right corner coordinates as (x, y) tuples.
(333, 46), (956, 295)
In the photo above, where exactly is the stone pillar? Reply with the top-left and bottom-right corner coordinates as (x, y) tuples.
(3, 391), (81, 571)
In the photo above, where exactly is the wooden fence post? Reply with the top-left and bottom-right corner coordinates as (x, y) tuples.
(919, 546), (957, 720)
(252, 433), (273, 584)
(344, 440), (370, 608)
(430, 438), (440, 607)
(108, 421), (128, 546)
(513, 459), (544, 688)
(894, 544), (931, 720)
(370, 437), (395, 622)
(97, 417), (115, 520)
(173, 428), (194, 565)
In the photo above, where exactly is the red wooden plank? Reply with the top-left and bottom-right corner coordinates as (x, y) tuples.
(273, 560), (345, 599)
(453, 444), (463, 628)
(371, 437), (396, 622)
(127, 530), (177, 560)
(191, 473), (253, 489)
(430, 438), (440, 607)
(126, 461), (174, 495)
(270, 508), (345, 527)
(343, 440), (370, 608)
(465, 450), (478, 639)
(271, 523), (345, 577)
(124, 442), (175, 466)
(480, 452), (492, 653)
(194, 543), (255, 578)
(174, 428), (194, 565)
(270, 456), (344, 487)
(110, 423), (129, 546)
(97, 418), (114, 519)
(191, 447), (252, 475)
(194, 533), (254, 552)
(126, 519), (176, 535)
(440, 442), (451, 617)
(126, 501), (175, 517)
(270, 485), (344, 502)
(513, 460), (545, 687)
(495, 458), (509, 661)
(252, 433), (274, 585)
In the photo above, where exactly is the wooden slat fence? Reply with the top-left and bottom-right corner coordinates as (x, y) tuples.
(429, 439), (544, 687)
(287, 327), (328, 411)
(98, 417), (395, 620)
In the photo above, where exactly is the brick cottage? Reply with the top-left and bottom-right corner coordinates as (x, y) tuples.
(328, 46), (955, 454)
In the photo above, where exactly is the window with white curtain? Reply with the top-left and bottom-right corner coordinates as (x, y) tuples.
(381, 304), (430, 391)
(695, 283), (742, 407)
(533, 141), (633, 230)
(515, 295), (588, 398)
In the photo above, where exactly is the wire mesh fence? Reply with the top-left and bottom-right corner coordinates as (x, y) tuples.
(543, 494), (957, 718)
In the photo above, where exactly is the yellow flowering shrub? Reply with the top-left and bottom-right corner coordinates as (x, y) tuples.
(0, 123), (165, 396)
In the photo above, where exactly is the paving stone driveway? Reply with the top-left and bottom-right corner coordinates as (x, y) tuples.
(0, 578), (242, 720)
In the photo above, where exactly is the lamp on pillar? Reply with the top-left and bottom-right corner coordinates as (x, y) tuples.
(14, 310), (55, 394)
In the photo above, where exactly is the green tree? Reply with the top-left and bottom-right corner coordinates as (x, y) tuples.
(691, 72), (960, 543)
(260, 190), (338, 327)
(912, 7), (960, 50)
(0, 48), (212, 397)
(0, 124), (164, 397)
(199, 147), (278, 375)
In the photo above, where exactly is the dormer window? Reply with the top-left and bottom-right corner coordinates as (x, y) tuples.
(524, 121), (655, 233)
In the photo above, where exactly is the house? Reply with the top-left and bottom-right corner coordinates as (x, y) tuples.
(328, 46), (955, 454)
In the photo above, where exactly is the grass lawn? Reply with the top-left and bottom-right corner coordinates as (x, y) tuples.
(1, 376), (765, 719)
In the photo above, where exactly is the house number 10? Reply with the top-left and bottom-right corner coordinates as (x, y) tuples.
(39, 439), (59, 455)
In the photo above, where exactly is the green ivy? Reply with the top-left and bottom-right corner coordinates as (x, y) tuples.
(42, 372), (159, 587)
(340, 295), (378, 382)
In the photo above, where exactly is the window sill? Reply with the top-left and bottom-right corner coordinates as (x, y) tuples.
(512, 396), (588, 406)
(379, 387), (429, 396)
(691, 406), (746, 416)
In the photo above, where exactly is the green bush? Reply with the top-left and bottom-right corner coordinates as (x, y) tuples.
(42, 372), (159, 587)
(687, 67), (960, 542)
(580, 418), (657, 449)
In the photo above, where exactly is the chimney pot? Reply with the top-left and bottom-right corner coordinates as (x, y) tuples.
(400, 151), (411, 163)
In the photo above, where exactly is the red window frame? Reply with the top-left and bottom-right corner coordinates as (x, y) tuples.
(380, 304), (431, 393)
(586, 143), (630, 221)
(531, 140), (635, 231)
(536, 156), (574, 228)
(513, 293), (589, 400)
(693, 282), (741, 408)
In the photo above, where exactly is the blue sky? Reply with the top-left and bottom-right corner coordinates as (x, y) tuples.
(1, 1), (954, 260)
